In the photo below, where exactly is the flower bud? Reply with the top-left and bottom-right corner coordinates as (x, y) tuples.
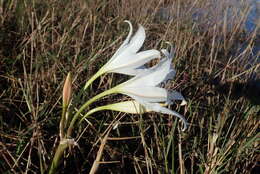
(63, 72), (72, 106)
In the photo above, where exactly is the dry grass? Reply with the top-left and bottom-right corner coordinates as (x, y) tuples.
(0, 0), (259, 173)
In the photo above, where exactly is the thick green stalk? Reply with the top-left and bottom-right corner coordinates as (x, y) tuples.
(79, 101), (146, 123)
(79, 105), (110, 123)
(67, 86), (118, 137)
(48, 141), (69, 174)
(59, 104), (68, 139)
(84, 68), (104, 90)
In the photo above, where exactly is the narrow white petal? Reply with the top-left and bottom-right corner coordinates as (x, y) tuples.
(159, 46), (176, 83)
(122, 21), (133, 46)
(167, 91), (185, 104)
(104, 100), (146, 114)
(129, 50), (160, 67)
(126, 24), (146, 53)
(112, 67), (142, 76)
(163, 69), (176, 84)
(127, 95), (188, 131)
(145, 103), (188, 131)
(112, 20), (134, 58)
(161, 43), (174, 59)
(120, 86), (168, 102)
(112, 49), (159, 68)
(111, 50), (160, 74)
(107, 21), (133, 64)
(126, 57), (172, 87)
(161, 49), (170, 58)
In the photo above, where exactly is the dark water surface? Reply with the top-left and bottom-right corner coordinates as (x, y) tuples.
(157, 0), (259, 63)
(156, 0), (260, 104)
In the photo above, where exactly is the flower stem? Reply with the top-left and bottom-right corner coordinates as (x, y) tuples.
(59, 104), (67, 139)
(67, 87), (118, 137)
(79, 105), (109, 123)
(84, 68), (104, 90)
(48, 141), (69, 174)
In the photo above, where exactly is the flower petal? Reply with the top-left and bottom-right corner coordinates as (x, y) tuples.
(126, 24), (146, 53)
(120, 86), (168, 102)
(110, 20), (134, 60)
(144, 102), (188, 131)
(160, 46), (176, 83)
(122, 21), (133, 46)
(161, 49), (170, 58)
(163, 69), (176, 84)
(125, 57), (172, 87)
(162, 41), (174, 56)
(104, 100), (146, 114)
(111, 23), (145, 61)
(167, 90), (185, 104)
(111, 49), (160, 74)
(128, 95), (188, 131)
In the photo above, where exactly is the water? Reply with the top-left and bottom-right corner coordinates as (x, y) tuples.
(157, 0), (259, 33)
(156, 0), (259, 65)
(156, 0), (260, 99)
(245, 0), (260, 32)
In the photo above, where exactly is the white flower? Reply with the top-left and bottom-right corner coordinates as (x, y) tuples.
(84, 21), (160, 89)
(115, 47), (185, 104)
(82, 99), (187, 131)
(113, 48), (187, 130)
(82, 48), (188, 130)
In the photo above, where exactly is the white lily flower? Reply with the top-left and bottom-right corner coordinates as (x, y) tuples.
(81, 48), (188, 130)
(84, 21), (161, 90)
(81, 100), (176, 118)
(113, 48), (187, 130)
(115, 48), (185, 104)
(80, 99), (187, 131)
(80, 101), (146, 121)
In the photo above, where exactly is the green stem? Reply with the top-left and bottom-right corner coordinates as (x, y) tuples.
(84, 68), (104, 90)
(67, 86), (118, 137)
(79, 100), (145, 123)
(48, 141), (69, 174)
(79, 105), (110, 123)
(59, 104), (68, 139)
